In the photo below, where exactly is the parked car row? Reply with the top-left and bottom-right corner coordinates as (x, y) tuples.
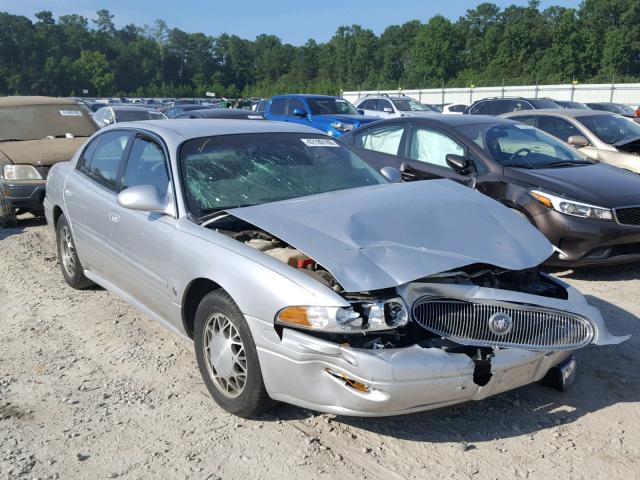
(1, 93), (636, 421)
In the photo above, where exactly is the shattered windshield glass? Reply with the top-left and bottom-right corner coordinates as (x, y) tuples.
(0, 105), (96, 141)
(179, 133), (387, 218)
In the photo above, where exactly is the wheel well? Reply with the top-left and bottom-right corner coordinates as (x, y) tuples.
(182, 278), (224, 339)
(53, 206), (64, 227)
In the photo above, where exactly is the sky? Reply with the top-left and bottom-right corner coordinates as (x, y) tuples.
(0, 0), (582, 45)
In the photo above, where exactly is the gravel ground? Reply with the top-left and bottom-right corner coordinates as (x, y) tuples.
(1, 216), (639, 480)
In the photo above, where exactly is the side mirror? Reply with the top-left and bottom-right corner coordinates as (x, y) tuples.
(380, 166), (402, 183)
(567, 135), (589, 148)
(117, 185), (168, 213)
(383, 107), (394, 113)
(292, 108), (307, 117)
(103, 117), (113, 125)
(446, 154), (476, 175)
(357, 109), (365, 115)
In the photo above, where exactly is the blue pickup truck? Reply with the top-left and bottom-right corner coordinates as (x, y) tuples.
(263, 94), (378, 137)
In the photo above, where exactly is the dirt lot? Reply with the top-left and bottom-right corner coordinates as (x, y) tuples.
(1, 217), (639, 480)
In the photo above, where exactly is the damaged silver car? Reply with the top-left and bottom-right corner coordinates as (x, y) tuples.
(44, 120), (628, 418)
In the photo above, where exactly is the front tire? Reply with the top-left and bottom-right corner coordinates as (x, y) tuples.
(56, 214), (93, 289)
(0, 194), (17, 228)
(194, 289), (275, 418)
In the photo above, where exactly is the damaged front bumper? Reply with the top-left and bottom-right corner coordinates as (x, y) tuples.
(247, 280), (628, 417)
(252, 323), (571, 416)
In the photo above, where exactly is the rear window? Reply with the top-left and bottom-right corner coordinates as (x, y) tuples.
(0, 104), (96, 141)
(529, 99), (561, 109)
(115, 110), (164, 122)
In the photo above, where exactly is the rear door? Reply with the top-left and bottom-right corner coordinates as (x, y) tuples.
(104, 132), (176, 316)
(350, 123), (408, 171)
(64, 130), (132, 276)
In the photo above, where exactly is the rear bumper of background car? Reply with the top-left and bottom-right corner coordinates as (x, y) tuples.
(0, 179), (46, 212)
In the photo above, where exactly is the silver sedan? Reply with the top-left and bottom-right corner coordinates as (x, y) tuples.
(44, 120), (627, 418)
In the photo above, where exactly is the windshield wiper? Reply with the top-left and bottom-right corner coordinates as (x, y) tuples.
(544, 161), (592, 168)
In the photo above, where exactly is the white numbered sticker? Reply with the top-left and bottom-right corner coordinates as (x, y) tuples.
(301, 138), (341, 147)
(59, 110), (83, 117)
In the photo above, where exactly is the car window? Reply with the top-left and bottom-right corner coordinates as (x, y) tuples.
(180, 133), (386, 217)
(455, 123), (591, 169)
(409, 127), (465, 169)
(378, 100), (393, 112)
(580, 114), (640, 145)
(449, 104), (467, 113)
(492, 100), (516, 115)
(355, 124), (405, 155)
(470, 101), (491, 115)
(77, 136), (100, 173)
(536, 116), (583, 143)
(86, 131), (130, 191)
(307, 98), (359, 115)
(510, 115), (537, 126)
(287, 99), (306, 117)
(512, 100), (533, 112)
(269, 99), (287, 115)
(359, 99), (373, 110)
(121, 136), (169, 194)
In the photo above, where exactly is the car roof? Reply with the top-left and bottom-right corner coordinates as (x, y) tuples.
(106, 119), (322, 139)
(379, 113), (512, 127)
(107, 105), (159, 111)
(0, 96), (78, 107)
(271, 94), (339, 99)
(504, 108), (615, 119)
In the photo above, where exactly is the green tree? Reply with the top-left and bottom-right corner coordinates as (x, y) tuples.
(75, 50), (115, 95)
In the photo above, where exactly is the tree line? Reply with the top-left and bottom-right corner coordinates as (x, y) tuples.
(0, 0), (638, 99)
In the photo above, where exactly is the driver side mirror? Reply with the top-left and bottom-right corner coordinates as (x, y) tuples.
(292, 108), (307, 117)
(567, 135), (589, 148)
(117, 185), (169, 213)
(446, 154), (477, 176)
(380, 166), (402, 183)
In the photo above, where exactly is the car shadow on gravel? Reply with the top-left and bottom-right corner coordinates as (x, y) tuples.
(0, 214), (46, 240)
(547, 262), (640, 281)
(326, 296), (639, 444)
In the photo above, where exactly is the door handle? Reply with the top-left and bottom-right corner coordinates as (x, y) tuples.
(109, 211), (121, 224)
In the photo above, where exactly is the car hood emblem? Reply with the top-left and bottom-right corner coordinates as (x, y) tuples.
(488, 312), (513, 335)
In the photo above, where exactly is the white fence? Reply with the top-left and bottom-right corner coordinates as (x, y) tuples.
(342, 83), (640, 107)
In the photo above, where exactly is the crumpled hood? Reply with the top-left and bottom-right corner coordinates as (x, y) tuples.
(0, 137), (88, 166)
(226, 180), (554, 293)
(312, 114), (378, 126)
(509, 162), (640, 207)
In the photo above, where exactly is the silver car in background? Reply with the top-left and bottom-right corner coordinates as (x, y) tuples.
(504, 109), (640, 173)
(44, 120), (627, 418)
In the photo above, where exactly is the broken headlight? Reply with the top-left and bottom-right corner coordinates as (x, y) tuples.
(276, 298), (409, 333)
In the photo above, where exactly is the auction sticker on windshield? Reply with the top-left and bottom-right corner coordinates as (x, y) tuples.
(301, 138), (341, 147)
(59, 110), (84, 117)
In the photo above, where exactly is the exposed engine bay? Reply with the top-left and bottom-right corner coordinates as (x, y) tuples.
(205, 213), (344, 293)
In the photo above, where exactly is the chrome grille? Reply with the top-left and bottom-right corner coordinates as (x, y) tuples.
(412, 297), (594, 351)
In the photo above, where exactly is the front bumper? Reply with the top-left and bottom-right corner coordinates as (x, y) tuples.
(531, 209), (640, 266)
(0, 179), (46, 212)
(251, 322), (570, 417)
(246, 280), (626, 417)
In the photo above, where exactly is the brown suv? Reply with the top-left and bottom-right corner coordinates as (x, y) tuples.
(0, 96), (96, 226)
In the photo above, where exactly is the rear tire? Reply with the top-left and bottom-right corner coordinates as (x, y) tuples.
(194, 289), (276, 418)
(0, 194), (17, 228)
(55, 214), (93, 289)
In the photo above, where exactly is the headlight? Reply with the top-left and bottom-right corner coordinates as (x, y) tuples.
(276, 297), (409, 333)
(3, 165), (43, 181)
(530, 190), (613, 221)
(330, 122), (354, 132)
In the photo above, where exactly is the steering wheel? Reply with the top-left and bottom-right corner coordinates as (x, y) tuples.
(507, 147), (532, 165)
